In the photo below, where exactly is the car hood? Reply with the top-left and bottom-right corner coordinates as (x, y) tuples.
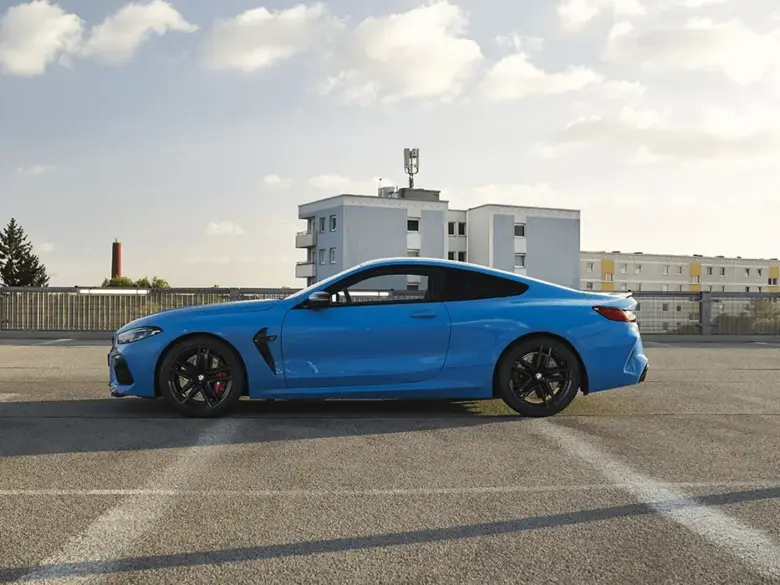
(116, 298), (280, 333)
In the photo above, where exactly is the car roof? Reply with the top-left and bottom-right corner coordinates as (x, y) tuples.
(354, 257), (522, 280)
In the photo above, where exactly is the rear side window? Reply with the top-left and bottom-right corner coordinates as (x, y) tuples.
(441, 268), (529, 302)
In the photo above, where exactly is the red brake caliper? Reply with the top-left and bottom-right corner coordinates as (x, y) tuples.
(213, 371), (228, 393)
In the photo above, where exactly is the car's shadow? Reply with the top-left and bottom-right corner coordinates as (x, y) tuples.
(0, 397), (520, 458)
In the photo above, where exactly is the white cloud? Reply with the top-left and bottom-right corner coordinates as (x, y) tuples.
(469, 183), (560, 207)
(39, 242), (55, 253)
(321, 1), (483, 104)
(263, 174), (292, 189)
(557, 0), (646, 31)
(307, 174), (382, 193)
(606, 18), (780, 85)
(17, 164), (55, 176)
(481, 52), (604, 101)
(661, 0), (726, 7)
(0, 0), (83, 76)
(540, 107), (780, 163)
(600, 79), (647, 99)
(205, 221), (245, 236)
(79, 0), (197, 65)
(202, 3), (340, 72)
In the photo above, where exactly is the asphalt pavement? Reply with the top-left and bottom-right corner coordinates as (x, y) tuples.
(0, 340), (779, 584)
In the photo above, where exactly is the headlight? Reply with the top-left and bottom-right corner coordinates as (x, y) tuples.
(116, 326), (162, 345)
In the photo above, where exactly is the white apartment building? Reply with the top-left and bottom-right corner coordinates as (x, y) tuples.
(580, 251), (780, 293)
(295, 186), (582, 290)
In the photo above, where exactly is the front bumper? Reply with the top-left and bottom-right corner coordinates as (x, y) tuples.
(107, 335), (165, 398)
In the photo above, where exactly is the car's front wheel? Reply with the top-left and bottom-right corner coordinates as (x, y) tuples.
(495, 336), (582, 417)
(157, 335), (245, 418)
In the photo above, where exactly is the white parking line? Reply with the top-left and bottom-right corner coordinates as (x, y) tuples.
(36, 339), (73, 346)
(1, 481), (779, 498)
(18, 419), (246, 584)
(534, 420), (780, 581)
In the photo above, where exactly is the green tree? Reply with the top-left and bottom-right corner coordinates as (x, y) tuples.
(101, 275), (170, 288)
(0, 218), (50, 287)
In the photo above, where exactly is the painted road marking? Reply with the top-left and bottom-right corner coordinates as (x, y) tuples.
(17, 419), (246, 584)
(535, 420), (780, 581)
(36, 339), (73, 346)
(1, 481), (779, 498)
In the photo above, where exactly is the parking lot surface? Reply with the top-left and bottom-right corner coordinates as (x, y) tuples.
(0, 341), (779, 584)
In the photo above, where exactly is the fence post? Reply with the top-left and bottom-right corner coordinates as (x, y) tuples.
(699, 291), (712, 336)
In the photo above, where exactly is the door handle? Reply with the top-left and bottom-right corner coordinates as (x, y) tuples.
(410, 311), (436, 319)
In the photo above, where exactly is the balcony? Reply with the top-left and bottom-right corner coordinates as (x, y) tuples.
(295, 231), (315, 248)
(295, 261), (316, 279)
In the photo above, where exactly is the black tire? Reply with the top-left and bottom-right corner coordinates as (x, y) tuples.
(157, 335), (245, 418)
(495, 336), (582, 417)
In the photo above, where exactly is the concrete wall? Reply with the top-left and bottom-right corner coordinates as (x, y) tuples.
(525, 216), (581, 289)
(311, 205), (345, 282)
(341, 205), (408, 290)
(465, 208), (491, 266)
(420, 209), (446, 259)
(491, 214), (515, 273)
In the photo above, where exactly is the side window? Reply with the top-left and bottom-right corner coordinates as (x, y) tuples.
(324, 267), (438, 306)
(441, 268), (529, 302)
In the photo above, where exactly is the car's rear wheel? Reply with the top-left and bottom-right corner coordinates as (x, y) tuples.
(496, 336), (582, 417)
(158, 335), (245, 418)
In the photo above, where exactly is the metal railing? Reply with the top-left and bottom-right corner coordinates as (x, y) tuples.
(1, 287), (779, 335)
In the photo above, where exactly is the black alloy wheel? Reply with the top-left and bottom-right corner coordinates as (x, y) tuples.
(496, 336), (582, 417)
(158, 335), (245, 417)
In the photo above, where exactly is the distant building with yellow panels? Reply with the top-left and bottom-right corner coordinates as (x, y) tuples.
(580, 251), (780, 293)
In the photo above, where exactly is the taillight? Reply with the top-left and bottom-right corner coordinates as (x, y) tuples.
(593, 306), (636, 322)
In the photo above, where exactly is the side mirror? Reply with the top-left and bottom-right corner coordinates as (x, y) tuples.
(306, 291), (331, 308)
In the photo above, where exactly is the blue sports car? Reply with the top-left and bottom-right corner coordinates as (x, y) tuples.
(108, 257), (648, 418)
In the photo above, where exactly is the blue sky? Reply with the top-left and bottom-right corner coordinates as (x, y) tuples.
(1, 0), (779, 287)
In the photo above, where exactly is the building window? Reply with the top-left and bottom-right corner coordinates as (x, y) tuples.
(620, 264), (627, 273)
(635, 264), (642, 274)
(407, 218), (420, 232)
(706, 266), (713, 275)
(769, 278), (778, 286)
(586, 262), (594, 272)
(758, 268), (763, 277)
(329, 248), (336, 264)
(620, 283), (627, 291)
(407, 249), (420, 257)
(720, 267), (726, 276)
(458, 251), (466, 262)
(745, 268), (751, 277)
(585, 282), (593, 290)
(329, 215), (336, 231)
(677, 266), (683, 275)
(663, 265), (669, 275)
(514, 253), (526, 267)
(319, 217), (325, 233)
(604, 273), (613, 282)
(692, 275), (700, 284)
(635, 283), (642, 291)
(514, 224), (525, 237)
(318, 248), (325, 264)
(458, 222), (466, 236)
(448, 222), (455, 235)
(662, 284), (669, 291)
(447, 252), (455, 260)
(662, 303), (669, 312)
(746, 286), (751, 292)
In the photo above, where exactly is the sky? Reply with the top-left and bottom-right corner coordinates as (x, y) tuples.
(1, 0), (779, 287)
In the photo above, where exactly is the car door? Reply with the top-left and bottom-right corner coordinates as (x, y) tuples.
(280, 265), (452, 389)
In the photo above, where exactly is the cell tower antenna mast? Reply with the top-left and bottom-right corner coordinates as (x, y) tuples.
(403, 147), (419, 188)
